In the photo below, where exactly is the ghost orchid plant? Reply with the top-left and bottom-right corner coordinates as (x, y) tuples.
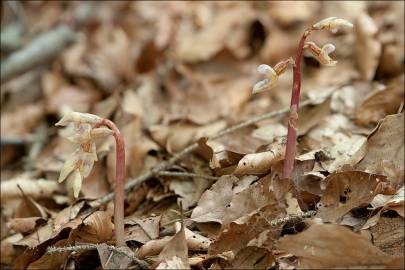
(252, 17), (353, 179)
(56, 111), (126, 247)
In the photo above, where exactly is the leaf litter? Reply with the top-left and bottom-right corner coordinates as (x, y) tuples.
(0, 1), (404, 269)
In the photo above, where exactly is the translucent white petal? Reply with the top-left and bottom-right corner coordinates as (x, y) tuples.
(323, 43), (336, 54)
(58, 152), (79, 183)
(56, 111), (102, 127)
(91, 127), (113, 139)
(61, 123), (92, 143)
(71, 170), (82, 198)
(257, 64), (273, 75)
(80, 151), (96, 177)
(253, 78), (274, 94)
(313, 17), (353, 31)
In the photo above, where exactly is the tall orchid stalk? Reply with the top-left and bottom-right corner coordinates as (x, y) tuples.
(56, 112), (126, 247)
(252, 17), (353, 179)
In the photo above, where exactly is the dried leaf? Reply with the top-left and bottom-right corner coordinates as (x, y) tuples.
(277, 224), (398, 269)
(75, 211), (114, 244)
(316, 171), (386, 222)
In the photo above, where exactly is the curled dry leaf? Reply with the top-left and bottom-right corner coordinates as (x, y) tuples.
(370, 186), (404, 217)
(355, 76), (404, 126)
(191, 175), (257, 224)
(277, 224), (400, 269)
(96, 244), (132, 270)
(74, 211), (114, 244)
(124, 215), (161, 244)
(155, 222), (189, 269)
(6, 217), (46, 235)
(355, 12), (382, 81)
(316, 171), (386, 222)
(356, 113), (404, 175)
(176, 4), (254, 62)
(209, 203), (284, 260)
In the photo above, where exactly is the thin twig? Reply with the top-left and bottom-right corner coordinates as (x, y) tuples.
(47, 243), (149, 269)
(95, 99), (313, 207)
(157, 171), (219, 180)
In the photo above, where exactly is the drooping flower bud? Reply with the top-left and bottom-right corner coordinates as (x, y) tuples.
(304, 42), (338, 66)
(312, 17), (353, 33)
(252, 58), (294, 94)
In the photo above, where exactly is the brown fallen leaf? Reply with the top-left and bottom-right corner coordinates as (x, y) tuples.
(96, 244), (132, 270)
(355, 76), (404, 126)
(209, 203), (284, 259)
(226, 246), (274, 269)
(191, 175), (257, 224)
(355, 12), (382, 81)
(155, 221), (189, 269)
(6, 217), (46, 235)
(124, 214), (161, 244)
(277, 223), (400, 269)
(74, 211), (114, 244)
(316, 171), (386, 222)
(356, 113), (404, 175)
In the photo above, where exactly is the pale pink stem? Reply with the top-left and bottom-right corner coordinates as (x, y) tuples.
(282, 28), (313, 179)
(96, 119), (126, 247)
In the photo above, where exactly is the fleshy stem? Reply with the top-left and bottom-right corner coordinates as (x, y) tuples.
(95, 119), (125, 247)
(283, 27), (314, 179)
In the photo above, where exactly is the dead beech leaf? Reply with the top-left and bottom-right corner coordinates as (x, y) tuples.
(155, 222), (189, 269)
(355, 12), (382, 81)
(227, 246), (274, 269)
(232, 139), (285, 175)
(6, 217), (46, 235)
(370, 186), (404, 217)
(277, 224), (397, 269)
(355, 76), (404, 126)
(209, 203), (284, 257)
(356, 113), (404, 175)
(1, 177), (60, 203)
(75, 211), (114, 244)
(96, 244), (132, 270)
(191, 175), (256, 224)
(124, 215), (161, 244)
(316, 171), (386, 222)
(176, 4), (254, 62)
(0, 103), (44, 137)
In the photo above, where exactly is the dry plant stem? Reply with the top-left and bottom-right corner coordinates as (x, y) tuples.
(283, 27), (314, 179)
(157, 171), (219, 180)
(96, 119), (125, 247)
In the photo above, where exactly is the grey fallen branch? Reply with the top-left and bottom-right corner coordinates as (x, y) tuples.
(95, 99), (313, 207)
(0, 2), (95, 83)
(0, 25), (76, 82)
(47, 243), (149, 269)
(157, 171), (219, 180)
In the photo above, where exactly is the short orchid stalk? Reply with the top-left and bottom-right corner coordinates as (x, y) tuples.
(56, 111), (126, 247)
(252, 17), (353, 179)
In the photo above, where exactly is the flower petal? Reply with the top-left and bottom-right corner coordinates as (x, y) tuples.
(71, 170), (82, 198)
(91, 127), (113, 139)
(257, 64), (274, 75)
(313, 17), (353, 32)
(320, 44), (338, 66)
(80, 151), (96, 177)
(58, 152), (79, 183)
(60, 123), (93, 143)
(252, 78), (277, 94)
(56, 111), (102, 127)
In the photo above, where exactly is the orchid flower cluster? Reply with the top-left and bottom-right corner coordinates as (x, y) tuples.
(251, 17), (353, 180)
(56, 112), (112, 198)
(252, 17), (353, 94)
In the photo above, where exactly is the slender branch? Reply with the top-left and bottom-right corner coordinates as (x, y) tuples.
(157, 171), (219, 180)
(97, 119), (126, 247)
(47, 244), (149, 269)
(282, 28), (314, 179)
(95, 100), (313, 208)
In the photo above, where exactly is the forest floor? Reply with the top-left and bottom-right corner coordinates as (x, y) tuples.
(1, 2), (404, 269)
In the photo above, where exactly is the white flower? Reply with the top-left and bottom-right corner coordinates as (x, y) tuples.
(56, 111), (111, 198)
(305, 42), (338, 66)
(313, 17), (353, 33)
(252, 64), (279, 94)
